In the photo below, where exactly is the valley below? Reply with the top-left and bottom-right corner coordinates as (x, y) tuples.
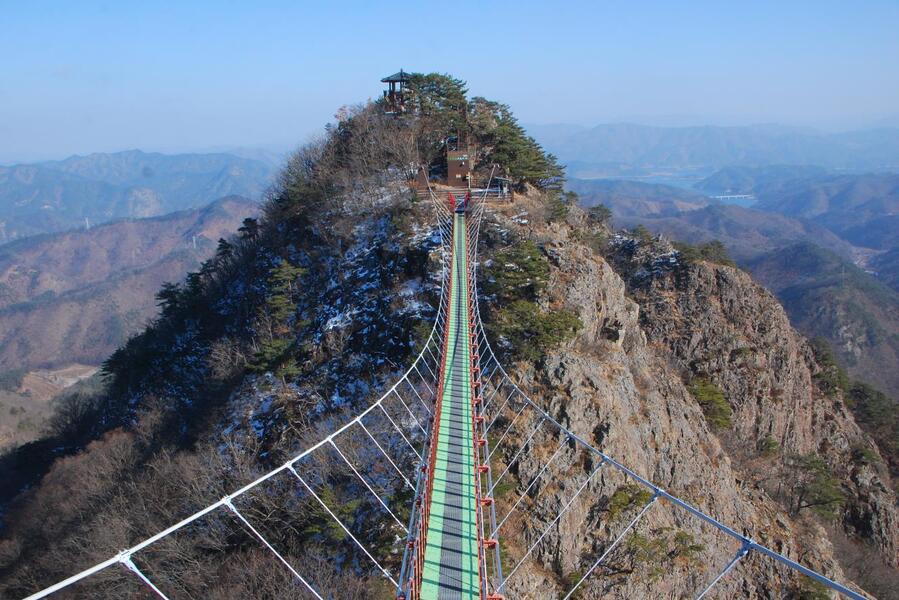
(2, 1), (898, 595)
(0, 152), (265, 451)
(568, 168), (899, 403)
(0, 364), (97, 449)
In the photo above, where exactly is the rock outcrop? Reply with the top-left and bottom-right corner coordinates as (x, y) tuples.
(477, 190), (897, 598)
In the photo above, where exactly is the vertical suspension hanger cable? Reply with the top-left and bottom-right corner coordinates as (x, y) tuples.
(288, 466), (399, 587)
(224, 497), (324, 599)
(119, 554), (171, 600)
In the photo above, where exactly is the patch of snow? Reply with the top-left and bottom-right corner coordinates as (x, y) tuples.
(324, 309), (359, 331)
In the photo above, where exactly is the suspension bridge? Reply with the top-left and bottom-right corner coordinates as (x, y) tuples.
(21, 175), (870, 599)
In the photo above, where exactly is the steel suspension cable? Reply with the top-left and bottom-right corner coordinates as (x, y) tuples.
(561, 494), (658, 600)
(441, 180), (866, 600)
(487, 400), (530, 461)
(328, 439), (407, 531)
(491, 436), (569, 537)
(23, 184), (454, 600)
(288, 466), (398, 587)
(120, 555), (170, 600)
(481, 379), (508, 420)
(224, 498), (324, 599)
(694, 541), (751, 600)
(489, 416), (547, 495)
(377, 403), (422, 461)
(358, 420), (414, 490)
(391, 389), (428, 436)
(415, 359), (438, 394)
(469, 272), (868, 600)
(498, 461), (605, 591)
(403, 377), (432, 417)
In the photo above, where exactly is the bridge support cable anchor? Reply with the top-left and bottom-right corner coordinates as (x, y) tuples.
(223, 496), (324, 599)
(489, 416), (547, 496)
(328, 439), (408, 532)
(119, 552), (170, 600)
(288, 466), (399, 587)
(693, 539), (752, 600)
(498, 460), (606, 592)
(492, 436), (569, 537)
(358, 420), (414, 490)
(561, 493), (659, 600)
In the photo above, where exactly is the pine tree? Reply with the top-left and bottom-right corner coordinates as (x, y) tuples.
(468, 97), (563, 185)
(215, 238), (233, 262)
(238, 217), (259, 240)
(250, 259), (307, 381)
(155, 282), (182, 318)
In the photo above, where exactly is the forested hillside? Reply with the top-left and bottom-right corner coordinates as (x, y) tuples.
(0, 75), (895, 599)
(0, 73), (567, 598)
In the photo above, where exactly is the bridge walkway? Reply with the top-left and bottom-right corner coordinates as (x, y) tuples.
(420, 211), (480, 599)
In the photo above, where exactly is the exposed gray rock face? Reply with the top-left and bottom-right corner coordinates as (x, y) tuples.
(478, 193), (894, 599)
(608, 233), (898, 570)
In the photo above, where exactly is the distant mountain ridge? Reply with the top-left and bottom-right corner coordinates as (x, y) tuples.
(571, 170), (899, 399)
(0, 150), (275, 243)
(616, 203), (854, 262)
(567, 175), (855, 260)
(0, 196), (258, 373)
(694, 165), (830, 195)
(751, 172), (899, 250)
(528, 123), (899, 172)
(566, 178), (712, 217)
(748, 242), (899, 398)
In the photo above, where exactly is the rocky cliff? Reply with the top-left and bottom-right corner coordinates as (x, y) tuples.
(476, 189), (897, 598)
(608, 230), (898, 567)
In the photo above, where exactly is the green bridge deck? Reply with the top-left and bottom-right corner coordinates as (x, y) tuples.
(420, 212), (480, 599)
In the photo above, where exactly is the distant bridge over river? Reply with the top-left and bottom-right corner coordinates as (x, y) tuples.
(708, 194), (756, 202)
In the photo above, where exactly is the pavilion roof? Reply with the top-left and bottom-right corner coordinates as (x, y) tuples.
(381, 69), (411, 83)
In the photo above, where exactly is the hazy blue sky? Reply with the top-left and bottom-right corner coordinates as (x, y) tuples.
(2, 0), (898, 163)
